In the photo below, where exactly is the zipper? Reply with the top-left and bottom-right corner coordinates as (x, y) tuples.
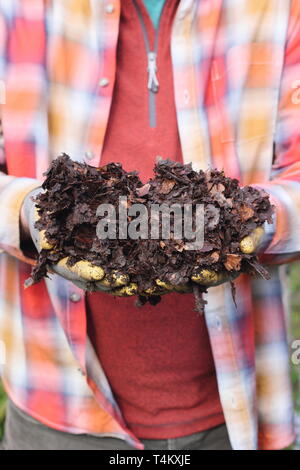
(132, 0), (167, 128)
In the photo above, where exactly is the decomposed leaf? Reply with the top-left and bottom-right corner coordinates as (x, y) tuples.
(239, 204), (254, 221)
(224, 254), (242, 271)
(159, 179), (176, 194)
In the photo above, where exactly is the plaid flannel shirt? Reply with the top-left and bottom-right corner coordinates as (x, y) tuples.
(0, 0), (300, 450)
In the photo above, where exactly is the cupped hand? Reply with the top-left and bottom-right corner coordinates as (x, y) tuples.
(21, 189), (135, 296)
(191, 226), (265, 287)
(151, 226), (266, 292)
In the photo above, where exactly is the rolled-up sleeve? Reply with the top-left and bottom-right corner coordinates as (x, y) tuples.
(254, 0), (300, 265)
(0, 4), (41, 262)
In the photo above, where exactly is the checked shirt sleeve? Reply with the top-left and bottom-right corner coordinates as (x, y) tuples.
(255, 0), (300, 265)
(0, 3), (42, 263)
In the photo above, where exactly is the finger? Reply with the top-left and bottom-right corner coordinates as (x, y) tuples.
(96, 271), (129, 289)
(70, 279), (114, 292)
(191, 269), (230, 287)
(51, 261), (84, 283)
(239, 226), (265, 254)
(28, 203), (52, 252)
(155, 279), (175, 291)
(155, 279), (191, 293)
(33, 206), (54, 250)
(141, 285), (170, 296)
(53, 257), (105, 282)
(40, 229), (54, 250)
(94, 282), (116, 292)
(68, 260), (105, 281)
(111, 283), (138, 297)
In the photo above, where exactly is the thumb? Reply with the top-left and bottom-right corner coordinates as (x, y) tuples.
(52, 258), (105, 282)
(239, 226), (265, 254)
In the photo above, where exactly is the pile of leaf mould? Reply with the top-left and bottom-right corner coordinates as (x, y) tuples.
(29, 154), (274, 312)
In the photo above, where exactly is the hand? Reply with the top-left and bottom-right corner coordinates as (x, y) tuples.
(191, 226), (265, 287)
(21, 189), (135, 296)
(138, 279), (193, 298)
(150, 226), (266, 292)
(239, 226), (265, 254)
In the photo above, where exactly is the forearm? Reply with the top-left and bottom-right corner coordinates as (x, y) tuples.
(0, 172), (40, 262)
(254, 0), (300, 264)
(253, 173), (300, 264)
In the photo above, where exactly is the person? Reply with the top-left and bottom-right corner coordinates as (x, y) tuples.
(0, 0), (299, 451)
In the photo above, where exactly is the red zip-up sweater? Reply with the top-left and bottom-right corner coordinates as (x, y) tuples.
(86, 0), (224, 439)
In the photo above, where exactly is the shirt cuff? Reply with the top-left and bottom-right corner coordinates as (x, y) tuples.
(0, 176), (40, 262)
(249, 184), (278, 255)
(257, 212), (277, 254)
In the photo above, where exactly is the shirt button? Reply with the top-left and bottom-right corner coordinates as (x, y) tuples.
(85, 150), (95, 160)
(99, 77), (110, 87)
(69, 292), (81, 303)
(105, 3), (115, 14)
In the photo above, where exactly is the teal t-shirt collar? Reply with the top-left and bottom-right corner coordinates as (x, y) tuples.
(143, 0), (167, 29)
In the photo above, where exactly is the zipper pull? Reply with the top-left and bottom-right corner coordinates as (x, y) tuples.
(147, 52), (159, 93)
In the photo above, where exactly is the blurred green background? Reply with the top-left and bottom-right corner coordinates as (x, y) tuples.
(0, 263), (300, 447)
(0, 381), (6, 441)
(289, 263), (300, 449)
